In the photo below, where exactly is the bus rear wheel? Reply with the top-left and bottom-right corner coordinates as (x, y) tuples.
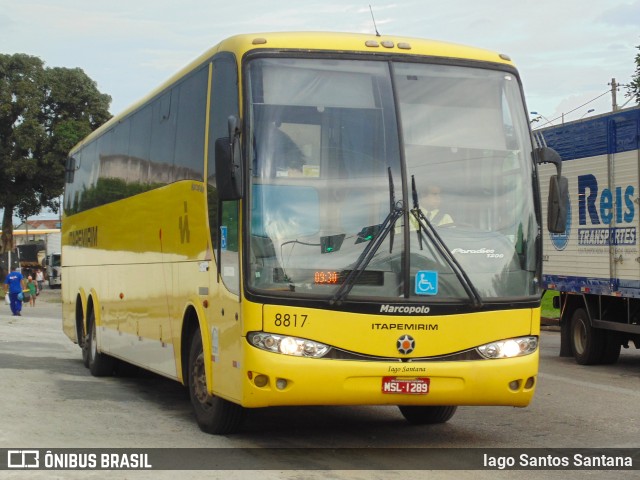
(87, 310), (116, 377)
(81, 325), (90, 368)
(398, 405), (457, 424)
(188, 332), (245, 434)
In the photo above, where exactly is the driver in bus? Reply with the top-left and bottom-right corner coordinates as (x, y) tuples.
(421, 185), (454, 226)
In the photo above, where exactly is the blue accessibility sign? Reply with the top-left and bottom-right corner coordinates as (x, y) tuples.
(220, 226), (228, 251)
(415, 270), (438, 295)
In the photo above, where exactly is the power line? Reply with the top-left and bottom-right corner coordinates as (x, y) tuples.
(533, 89), (611, 128)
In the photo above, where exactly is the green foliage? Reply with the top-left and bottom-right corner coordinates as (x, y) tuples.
(541, 290), (559, 319)
(67, 178), (164, 214)
(0, 53), (111, 252)
(628, 44), (640, 104)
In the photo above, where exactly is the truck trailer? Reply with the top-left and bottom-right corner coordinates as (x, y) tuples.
(16, 241), (45, 279)
(539, 106), (640, 365)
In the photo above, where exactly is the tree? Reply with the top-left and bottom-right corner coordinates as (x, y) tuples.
(0, 53), (111, 253)
(628, 44), (640, 105)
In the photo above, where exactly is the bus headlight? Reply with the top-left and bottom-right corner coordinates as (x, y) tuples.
(477, 336), (538, 359)
(248, 332), (331, 358)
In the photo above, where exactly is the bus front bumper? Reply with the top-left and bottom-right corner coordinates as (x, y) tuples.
(239, 346), (538, 408)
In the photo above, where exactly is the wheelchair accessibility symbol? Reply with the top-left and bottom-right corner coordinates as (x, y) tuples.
(415, 270), (438, 295)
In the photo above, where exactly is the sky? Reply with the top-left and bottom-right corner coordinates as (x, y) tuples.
(1, 0), (638, 122)
(1, 0), (639, 220)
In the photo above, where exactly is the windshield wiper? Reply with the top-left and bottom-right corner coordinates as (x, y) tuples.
(330, 168), (403, 305)
(410, 175), (483, 308)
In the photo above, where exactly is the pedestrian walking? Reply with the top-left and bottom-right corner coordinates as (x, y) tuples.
(27, 276), (37, 307)
(4, 266), (27, 316)
(35, 268), (44, 293)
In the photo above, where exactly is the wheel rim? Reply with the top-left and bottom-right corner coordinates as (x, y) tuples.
(192, 350), (213, 411)
(572, 317), (587, 355)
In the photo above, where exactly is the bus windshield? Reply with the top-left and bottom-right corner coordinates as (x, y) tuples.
(246, 57), (538, 303)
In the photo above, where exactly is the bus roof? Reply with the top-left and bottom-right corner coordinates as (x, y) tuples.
(70, 31), (515, 153)
(217, 31), (514, 64)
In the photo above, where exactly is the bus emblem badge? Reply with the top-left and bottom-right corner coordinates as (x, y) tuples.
(397, 335), (415, 355)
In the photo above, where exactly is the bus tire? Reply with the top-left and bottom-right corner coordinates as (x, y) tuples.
(188, 332), (245, 434)
(570, 307), (604, 365)
(81, 326), (90, 368)
(398, 405), (457, 425)
(87, 310), (116, 377)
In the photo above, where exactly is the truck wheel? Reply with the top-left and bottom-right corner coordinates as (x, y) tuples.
(570, 307), (604, 365)
(188, 332), (245, 434)
(398, 405), (457, 424)
(87, 310), (115, 376)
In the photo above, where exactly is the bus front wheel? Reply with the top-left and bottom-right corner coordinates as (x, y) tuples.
(188, 332), (246, 434)
(398, 405), (457, 424)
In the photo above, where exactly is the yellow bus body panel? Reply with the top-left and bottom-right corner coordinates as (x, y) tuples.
(62, 180), (211, 379)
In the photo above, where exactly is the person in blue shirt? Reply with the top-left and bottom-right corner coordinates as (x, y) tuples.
(4, 267), (26, 316)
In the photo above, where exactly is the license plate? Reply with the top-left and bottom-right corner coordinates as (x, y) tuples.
(382, 376), (430, 395)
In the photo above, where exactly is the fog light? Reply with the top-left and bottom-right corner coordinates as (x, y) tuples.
(254, 374), (269, 387)
(524, 376), (535, 389)
(509, 380), (521, 391)
(275, 378), (288, 390)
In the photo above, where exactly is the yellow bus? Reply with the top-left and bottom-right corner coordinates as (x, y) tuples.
(62, 32), (566, 434)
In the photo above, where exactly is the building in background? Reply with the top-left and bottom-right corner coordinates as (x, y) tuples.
(0, 219), (61, 283)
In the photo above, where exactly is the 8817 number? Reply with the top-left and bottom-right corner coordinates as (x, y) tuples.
(274, 313), (307, 328)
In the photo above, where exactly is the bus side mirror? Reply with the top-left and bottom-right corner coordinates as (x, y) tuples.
(215, 115), (243, 200)
(547, 174), (568, 233)
(535, 147), (568, 233)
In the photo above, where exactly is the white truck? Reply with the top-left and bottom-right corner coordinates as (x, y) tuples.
(538, 105), (640, 365)
(44, 253), (61, 288)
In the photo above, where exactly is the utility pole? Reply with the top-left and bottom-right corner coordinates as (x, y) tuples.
(610, 78), (619, 111)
